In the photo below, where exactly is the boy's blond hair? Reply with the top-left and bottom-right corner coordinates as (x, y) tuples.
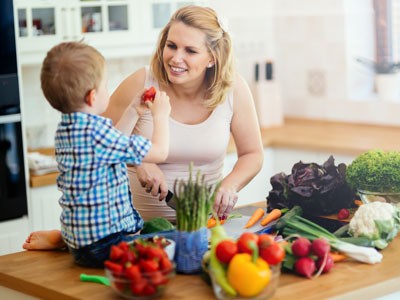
(150, 5), (235, 109)
(41, 41), (105, 113)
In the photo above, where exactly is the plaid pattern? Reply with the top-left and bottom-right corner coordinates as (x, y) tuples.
(55, 112), (150, 249)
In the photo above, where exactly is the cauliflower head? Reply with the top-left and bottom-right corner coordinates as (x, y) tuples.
(349, 202), (395, 239)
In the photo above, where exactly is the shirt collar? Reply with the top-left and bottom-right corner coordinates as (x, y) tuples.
(61, 112), (112, 125)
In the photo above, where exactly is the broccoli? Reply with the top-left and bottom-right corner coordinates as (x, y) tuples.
(346, 149), (400, 193)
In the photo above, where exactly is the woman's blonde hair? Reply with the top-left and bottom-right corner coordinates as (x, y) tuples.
(41, 41), (105, 113)
(150, 5), (235, 109)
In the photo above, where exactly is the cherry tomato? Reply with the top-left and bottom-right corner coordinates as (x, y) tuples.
(258, 234), (275, 249)
(237, 232), (259, 254)
(215, 240), (238, 264)
(259, 243), (285, 265)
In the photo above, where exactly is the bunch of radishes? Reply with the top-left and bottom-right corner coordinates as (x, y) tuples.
(291, 237), (334, 279)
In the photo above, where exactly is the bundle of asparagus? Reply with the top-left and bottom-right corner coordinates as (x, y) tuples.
(174, 162), (220, 232)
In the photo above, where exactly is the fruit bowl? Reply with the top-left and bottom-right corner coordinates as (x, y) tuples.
(358, 188), (400, 205)
(209, 263), (281, 300)
(105, 264), (176, 300)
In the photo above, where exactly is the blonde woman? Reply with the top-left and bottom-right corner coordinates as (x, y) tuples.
(105, 5), (263, 222)
(23, 5), (263, 251)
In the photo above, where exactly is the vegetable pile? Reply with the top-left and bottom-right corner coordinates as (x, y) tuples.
(267, 155), (355, 215)
(346, 149), (400, 192)
(206, 224), (285, 298)
(104, 239), (174, 298)
(174, 162), (220, 232)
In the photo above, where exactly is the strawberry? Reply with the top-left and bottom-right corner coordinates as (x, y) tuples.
(130, 278), (147, 295)
(142, 284), (157, 296)
(121, 250), (137, 265)
(109, 245), (124, 261)
(338, 208), (350, 220)
(118, 241), (130, 252)
(145, 247), (165, 261)
(159, 257), (173, 272)
(142, 86), (156, 102)
(104, 260), (124, 274)
(125, 265), (142, 281)
(149, 270), (165, 286)
(139, 259), (159, 273)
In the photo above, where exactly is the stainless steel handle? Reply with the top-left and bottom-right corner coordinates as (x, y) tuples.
(0, 114), (21, 124)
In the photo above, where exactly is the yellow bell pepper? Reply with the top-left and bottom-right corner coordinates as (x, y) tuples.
(227, 253), (271, 297)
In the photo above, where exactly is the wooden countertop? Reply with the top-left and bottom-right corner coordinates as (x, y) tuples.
(0, 201), (400, 300)
(29, 117), (400, 188)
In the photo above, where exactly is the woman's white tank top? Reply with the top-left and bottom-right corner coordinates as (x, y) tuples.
(128, 66), (234, 221)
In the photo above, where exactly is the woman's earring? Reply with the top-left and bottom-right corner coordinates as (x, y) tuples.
(208, 63), (213, 68)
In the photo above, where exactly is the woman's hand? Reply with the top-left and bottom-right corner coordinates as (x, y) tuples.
(136, 163), (168, 200)
(213, 185), (238, 219)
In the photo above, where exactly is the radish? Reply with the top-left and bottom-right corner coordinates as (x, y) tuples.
(291, 237), (311, 257)
(311, 238), (331, 258)
(316, 255), (334, 273)
(294, 257), (316, 278)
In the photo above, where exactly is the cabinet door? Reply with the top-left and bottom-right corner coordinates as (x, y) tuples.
(29, 185), (62, 231)
(0, 217), (29, 255)
(15, 0), (68, 54)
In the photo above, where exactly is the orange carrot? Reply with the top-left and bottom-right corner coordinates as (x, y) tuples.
(245, 208), (265, 228)
(354, 200), (363, 207)
(260, 208), (283, 226)
(330, 252), (347, 262)
(207, 217), (225, 228)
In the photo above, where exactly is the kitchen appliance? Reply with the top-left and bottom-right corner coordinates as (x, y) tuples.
(0, 0), (28, 221)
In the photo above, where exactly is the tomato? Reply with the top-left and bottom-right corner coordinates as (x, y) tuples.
(258, 234), (275, 249)
(237, 232), (259, 254)
(125, 265), (142, 281)
(215, 240), (238, 264)
(259, 243), (285, 265)
(142, 86), (156, 102)
(109, 245), (124, 261)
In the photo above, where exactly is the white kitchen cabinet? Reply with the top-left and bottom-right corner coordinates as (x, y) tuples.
(14, 0), (206, 65)
(0, 216), (29, 255)
(28, 184), (62, 232)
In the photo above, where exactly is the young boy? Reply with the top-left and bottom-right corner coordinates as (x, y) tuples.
(25, 41), (170, 268)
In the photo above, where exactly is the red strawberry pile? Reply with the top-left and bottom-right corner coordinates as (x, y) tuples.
(104, 239), (174, 298)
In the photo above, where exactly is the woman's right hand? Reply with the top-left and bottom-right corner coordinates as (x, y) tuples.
(136, 163), (169, 200)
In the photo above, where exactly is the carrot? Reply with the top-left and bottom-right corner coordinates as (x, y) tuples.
(207, 217), (225, 228)
(330, 252), (347, 262)
(354, 200), (363, 207)
(244, 208), (265, 228)
(260, 208), (283, 226)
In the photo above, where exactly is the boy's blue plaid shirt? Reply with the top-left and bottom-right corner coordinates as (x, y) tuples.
(55, 112), (151, 249)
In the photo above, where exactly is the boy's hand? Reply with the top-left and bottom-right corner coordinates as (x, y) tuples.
(128, 88), (149, 116)
(146, 90), (171, 119)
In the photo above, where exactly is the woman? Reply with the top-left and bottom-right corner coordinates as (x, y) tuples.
(23, 5), (263, 250)
(105, 5), (263, 222)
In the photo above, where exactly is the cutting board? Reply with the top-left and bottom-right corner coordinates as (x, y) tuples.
(207, 206), (276, 239)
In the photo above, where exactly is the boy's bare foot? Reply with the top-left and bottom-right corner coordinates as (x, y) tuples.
(23, 230), (66, 250)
